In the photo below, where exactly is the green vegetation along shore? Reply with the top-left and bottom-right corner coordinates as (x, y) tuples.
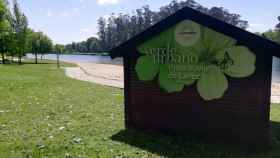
(0, 61), (279, 157)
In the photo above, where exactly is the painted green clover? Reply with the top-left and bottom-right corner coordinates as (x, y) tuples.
(135, 20), (256, 101)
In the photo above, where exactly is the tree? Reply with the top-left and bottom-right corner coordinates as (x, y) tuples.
(136, 8), (144, 33)
(275, 16), (280, 31)
(262, 30), (280, 43)
(86, 37), (99, 52)
(0, 0), (11, 64)
(64, 37), (101, 53)
(54, 44), (64, 68)
(10, 0), (29, 64)
(39, 34), (53, 59)
(261, 16), (280, 44)
(207, 7), (248, 29)
(54, 44), (65, 53)
(129, 14), (137, 37)
(1, 0), (52, 65)
(30, 31), (53, 64)
(97, 17), (107, 50)
(142, 5), (153, 29)
(30, 31), (40, 63)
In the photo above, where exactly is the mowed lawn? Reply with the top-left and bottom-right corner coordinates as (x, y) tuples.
(0, 61), (280, 158)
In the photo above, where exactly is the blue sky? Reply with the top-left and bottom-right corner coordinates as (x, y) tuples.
(15, 0), (280, 44)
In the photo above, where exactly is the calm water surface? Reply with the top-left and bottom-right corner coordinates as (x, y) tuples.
(26, 53), (123, 65)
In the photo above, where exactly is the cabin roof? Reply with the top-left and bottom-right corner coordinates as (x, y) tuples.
(110, 6), (280, 58)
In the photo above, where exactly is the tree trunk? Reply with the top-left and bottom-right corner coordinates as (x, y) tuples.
(1, 52), (5, 64)
(57, 52), (60, 68)
(18, 56), (22, 64)
(35, 53), (38, 64)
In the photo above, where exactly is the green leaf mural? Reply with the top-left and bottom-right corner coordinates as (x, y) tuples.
(135, 56), (159, 81)
(158, 65), (185, 93)
(135, 20), (256, 100)
(197, 65), (228, 100)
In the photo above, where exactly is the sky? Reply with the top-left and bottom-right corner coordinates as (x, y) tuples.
(14, 0), (280, 44)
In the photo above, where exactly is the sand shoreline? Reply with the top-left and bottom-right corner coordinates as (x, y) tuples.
(65, 62), (280, 104)
(65, 62), (124, 89)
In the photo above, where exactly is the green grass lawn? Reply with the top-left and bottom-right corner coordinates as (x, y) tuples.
(0, 61), (280, 158)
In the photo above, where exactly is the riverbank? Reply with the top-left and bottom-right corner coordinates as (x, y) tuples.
(65, 63), (124, 88)
(271, 83), (280, 103)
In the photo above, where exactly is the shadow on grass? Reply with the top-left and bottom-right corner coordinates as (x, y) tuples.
(1, 59), (76, 67)
(271, 121), (280, 144)
(1, 60), (53, 65)
(111, 122), (280, 158)
(23, 60), (77, 67)
(20, 62), (54, 65)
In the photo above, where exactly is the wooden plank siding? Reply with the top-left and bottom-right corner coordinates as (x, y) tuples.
(123, 49), (273, 145)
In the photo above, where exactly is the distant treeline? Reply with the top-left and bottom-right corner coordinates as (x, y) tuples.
(64, 0), (250, 53)
(64, 37), (105, 54)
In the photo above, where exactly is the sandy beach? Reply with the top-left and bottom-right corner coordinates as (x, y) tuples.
(271, 84), (280, 103)
(65, 62), (280, 103)
(65, 62), (124, 88)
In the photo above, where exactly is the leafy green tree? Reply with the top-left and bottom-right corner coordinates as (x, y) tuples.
(262, 16), (280, 44)
(10, 0), (29, 64)
(86, 37), (99, 52)
(97, 17), (107, 50)
(0, 0), (10, 64)
(1, 0), (53, 65)
(39, 34), (53, 59)
(54, 44), (65, 68)
(30, 31), (53, 64)
(276, 16), (280, 30)
(263, 30), (280, 44)
(64, 37), (101, 53)
(54, 44), (65, 53)
(30, 31), (41, 64)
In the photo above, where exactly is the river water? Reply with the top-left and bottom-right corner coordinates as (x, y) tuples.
(26, 54), (280, 83)
(26, 53), (123, 65)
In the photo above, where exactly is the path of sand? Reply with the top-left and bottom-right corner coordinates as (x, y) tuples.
(65, 63), (124, 88)
(271, 84), (280, 103)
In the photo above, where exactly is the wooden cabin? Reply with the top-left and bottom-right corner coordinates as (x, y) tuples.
(110, 6), (280, 146)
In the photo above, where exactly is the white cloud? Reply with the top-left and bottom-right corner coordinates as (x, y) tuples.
(81, 5), (87, 9)
(46, 10), (53, 17)
(81, 27), (96, 34)
(81, 28), (91, 33)
(58, 8), (81, 18)
(103, 14), (111, 20)
(248, 23), (270, 33)
(60, 11), (69, 17)
(80, 28), (98, 39)
(73, 8), (80, 16)
(97, 0), (120, 5)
